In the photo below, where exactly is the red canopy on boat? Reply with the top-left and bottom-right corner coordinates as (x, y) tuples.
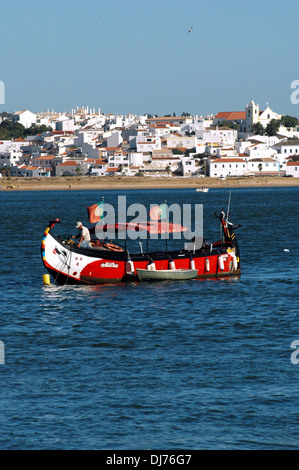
(91, 221), (188, 235)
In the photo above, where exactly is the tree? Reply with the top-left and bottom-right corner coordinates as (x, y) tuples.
(25, 124), (52, 136)
(252, 122), (265, 135)
(265, 119), (280, 136)
(75, 165), (83, 176)
(0, 127), (11, 140)
(0, 120), (52, 139)
(258, 163), (263, 175)
(0, 166), (10, 176)
(280, 115), (298, 130)
(221, 120), (240, 130)
(165, 165), (171, 175)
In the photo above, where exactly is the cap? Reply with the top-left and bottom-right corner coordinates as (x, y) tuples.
(76, 221), (82, 228)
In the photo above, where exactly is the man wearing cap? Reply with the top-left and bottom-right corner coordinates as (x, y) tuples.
(73, 221), (91, 248)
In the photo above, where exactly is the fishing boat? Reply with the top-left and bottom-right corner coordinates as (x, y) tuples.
(41, 205), (241, 285)
(196, 187), (209, 193)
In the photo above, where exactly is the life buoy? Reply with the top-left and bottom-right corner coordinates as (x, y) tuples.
(103, 242), (124, 252)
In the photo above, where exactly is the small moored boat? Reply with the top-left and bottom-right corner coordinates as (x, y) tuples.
(136, 268), (198, 282)
(196, 187), (209, 192)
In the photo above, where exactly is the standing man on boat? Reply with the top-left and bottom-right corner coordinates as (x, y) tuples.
(73, 221), (91, 248)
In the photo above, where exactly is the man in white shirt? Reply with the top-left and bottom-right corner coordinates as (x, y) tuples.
(74, 221), (91, 248)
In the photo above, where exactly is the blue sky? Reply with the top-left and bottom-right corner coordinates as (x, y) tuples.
(0, 0), (299, 117)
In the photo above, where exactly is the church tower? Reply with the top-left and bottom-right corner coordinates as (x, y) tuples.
(245, 99), (259, 132)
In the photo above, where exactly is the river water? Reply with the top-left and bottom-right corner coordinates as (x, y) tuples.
(0, 186), (298, 449)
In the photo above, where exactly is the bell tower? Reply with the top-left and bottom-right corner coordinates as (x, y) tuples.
(245, 99), (259, 132)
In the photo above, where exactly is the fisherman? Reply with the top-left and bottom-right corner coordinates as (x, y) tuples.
(73, 221), (91, 248)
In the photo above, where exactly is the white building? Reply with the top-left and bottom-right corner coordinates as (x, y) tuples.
(272, 140), (299, 158)
(196, 126), (238, 147)
(165, 133), (197, 149)
(107, 152), (129, 168)
(132, 135), (161, 152)
(246, 158), (279, 175)
(181, 116), (213, 134)
(56, 117), (75, 131)
(242, 142), (277, 160)
(0, 138), (30, 166)
(11, 110), (37, 128)
(146, 156), (181, 173)
(285, 161), (299, 177)
(10, 164), (51, 177)
(106, 130), (123, 148)
(208, 158), (247, 177)
(145, 116), (193, 127)
(128, 152), (143, 167)
(181, 158), (197, 176)
(90, 161), (108, 176)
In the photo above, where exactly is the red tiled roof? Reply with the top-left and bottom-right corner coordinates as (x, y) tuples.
(32, 155), (55, 160)
(106, 167), (119, 172)
(215, 112), (246, 120)
(138, 141), (156, 144)
(58, 161), (78, 166)
(51, 131), (74, 135)
(211, 158), (246, 163)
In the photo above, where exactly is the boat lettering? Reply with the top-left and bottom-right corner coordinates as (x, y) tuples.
(101, 262), (119, 268)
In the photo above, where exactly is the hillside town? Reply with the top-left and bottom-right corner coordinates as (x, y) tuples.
(0, 99), (299, 180)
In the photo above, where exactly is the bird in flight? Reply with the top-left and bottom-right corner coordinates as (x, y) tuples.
(188, 26), (193, 33)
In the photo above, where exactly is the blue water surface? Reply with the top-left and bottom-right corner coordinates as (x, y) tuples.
(0, 186), (298, 449)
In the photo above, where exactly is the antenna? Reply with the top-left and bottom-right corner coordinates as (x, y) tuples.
(227, 190), (231, 220)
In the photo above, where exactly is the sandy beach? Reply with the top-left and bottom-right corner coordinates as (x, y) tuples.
(1, 175), (299, 191)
